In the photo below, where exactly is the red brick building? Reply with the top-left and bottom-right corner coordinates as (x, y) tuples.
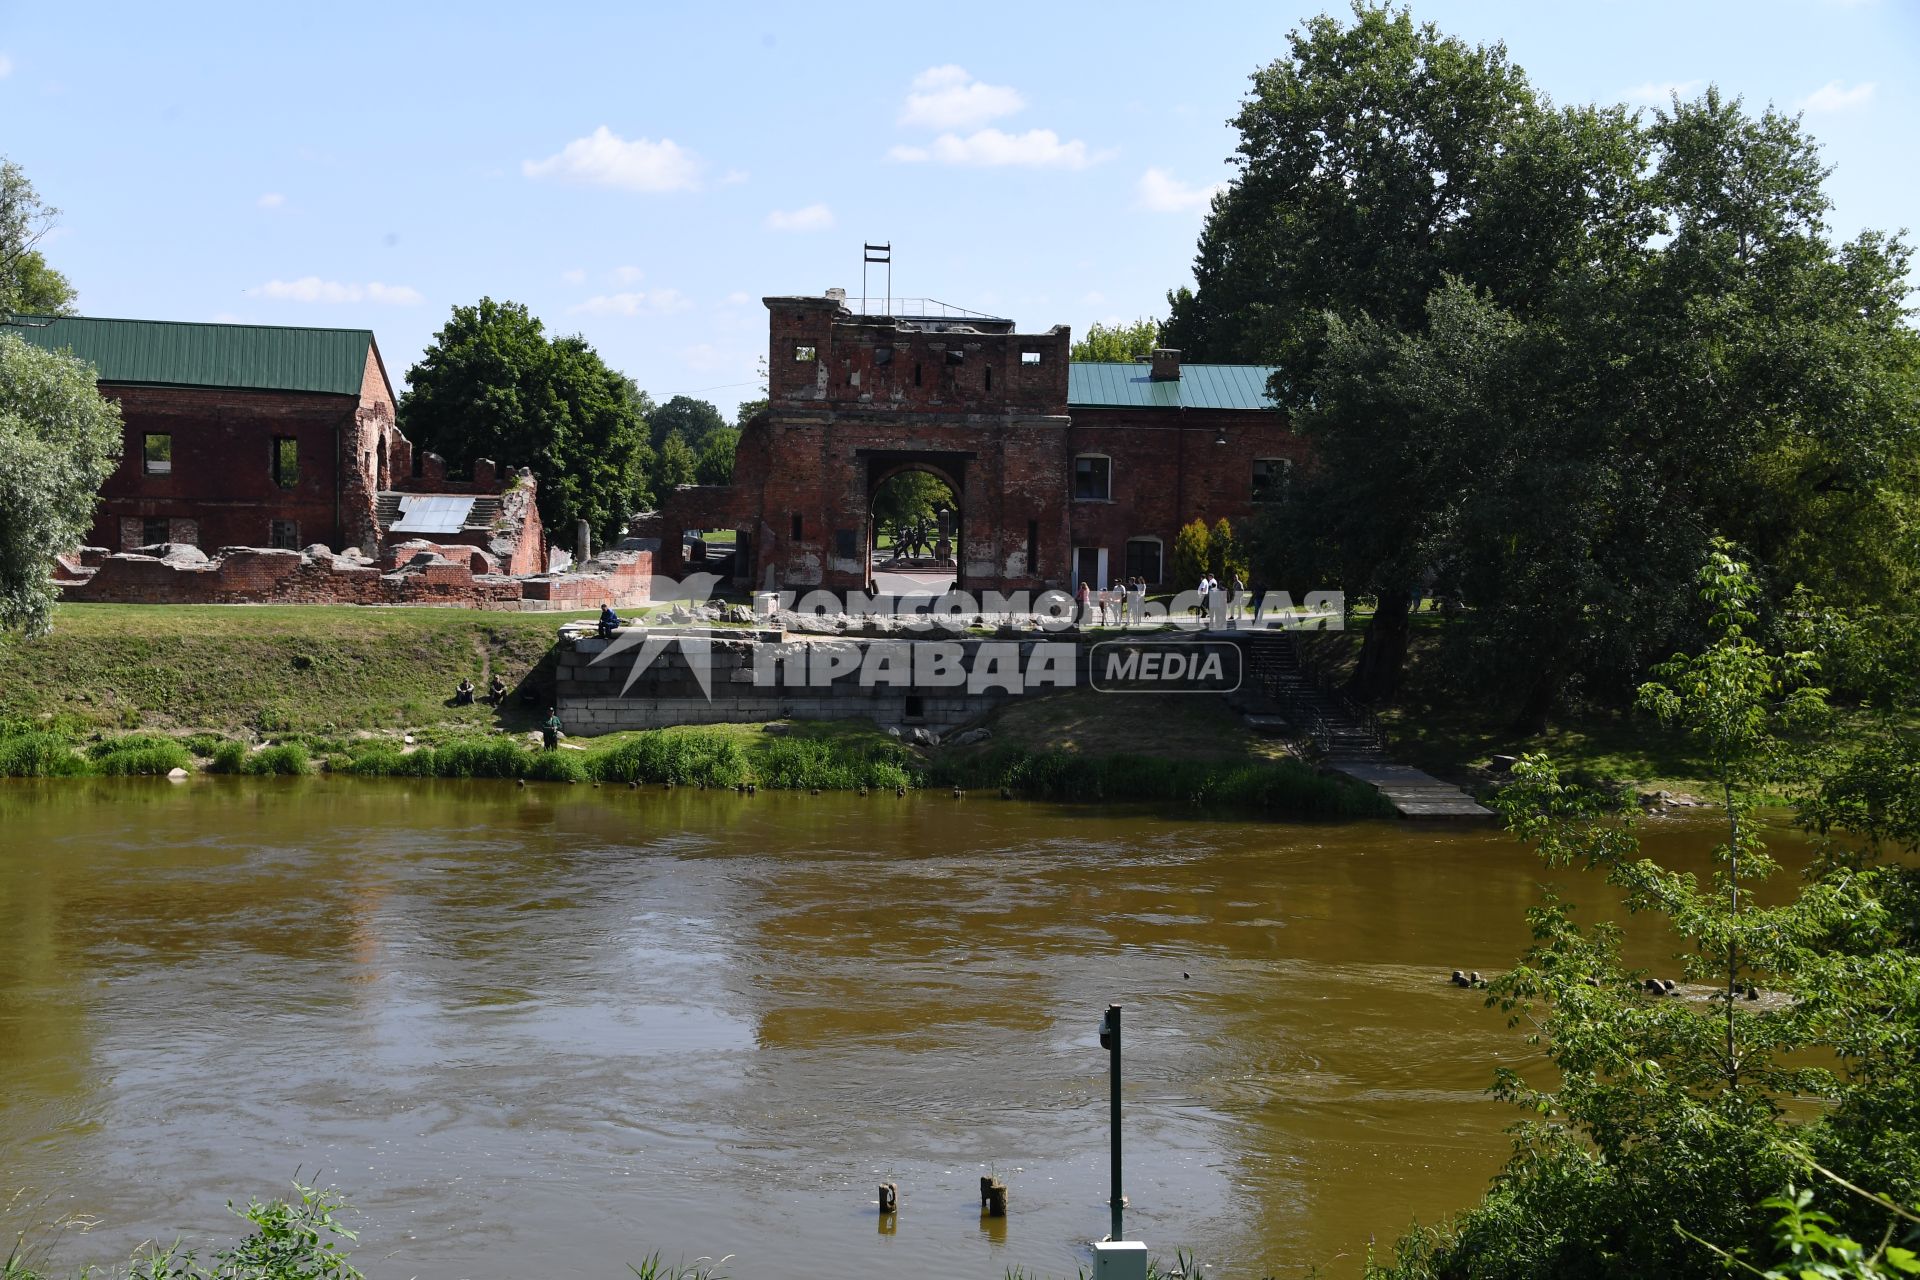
(657, 293), (1305, 593)
(11, 314), (542, 571)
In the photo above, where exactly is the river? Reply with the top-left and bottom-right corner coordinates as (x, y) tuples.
(0, 778), (1769, 1278)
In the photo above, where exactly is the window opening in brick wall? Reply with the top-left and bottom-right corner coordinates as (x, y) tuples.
(272, 436), (299, 489)
(1021, 350), (1042, 364)
(791, 513), (803, 541)
(142, 517), (169, 546)
(1073, 454), (1112, 501)
(1125, 537), (1164, 585)
(270, 519), (300, 550)
(794, 345), (816, 361)
(142, 433), (172, 475)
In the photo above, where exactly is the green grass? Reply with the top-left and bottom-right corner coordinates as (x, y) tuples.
(0, 603), (598, 736)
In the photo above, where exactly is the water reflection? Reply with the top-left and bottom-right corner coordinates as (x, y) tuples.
(0, 778), (1788, 1278)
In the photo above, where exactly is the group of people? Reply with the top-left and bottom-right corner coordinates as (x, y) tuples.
(1076, 578), (1152, 626)
(452, 674), (510, 706)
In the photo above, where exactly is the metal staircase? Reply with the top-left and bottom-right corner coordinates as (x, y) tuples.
(1238, 631), (1386, 760)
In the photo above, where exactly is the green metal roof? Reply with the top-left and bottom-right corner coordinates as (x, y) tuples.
(4, 314), (381, 396)
(1068, 361), (1279, 411)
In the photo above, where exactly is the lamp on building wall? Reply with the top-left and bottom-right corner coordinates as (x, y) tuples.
(1213, 424), (1228, 446)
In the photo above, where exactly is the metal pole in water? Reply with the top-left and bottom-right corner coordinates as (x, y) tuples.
(1102, 1002), (1123, 1242)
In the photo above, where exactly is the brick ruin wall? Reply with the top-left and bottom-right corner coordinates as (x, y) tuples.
(54, 544), (654, 611)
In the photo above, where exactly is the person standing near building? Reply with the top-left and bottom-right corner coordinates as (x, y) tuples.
(543, 708), (563, 751)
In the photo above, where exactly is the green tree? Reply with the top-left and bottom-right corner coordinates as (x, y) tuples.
(1071, 318), (1160, 363)
(647, 394), (727, 452)
(694, 427), (738, 486)
(0, 332), (122, 634)
(1168, 4), (1568, 700)
(654, 432), (696, 491)
(1371, 551), (1920, 1280)
(1172, 519), (1211, 589)
(398, 299), (649, 546)
(1208, 517), (1246, 582)
(0, 158), (77, 315)
(871, 471), (952, 535)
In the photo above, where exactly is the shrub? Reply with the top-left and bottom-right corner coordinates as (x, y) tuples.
(0, 731), (89, 777)
(92, 740), (193, 776)
(208, 741), (249, 774)
(247, 743), (311, 776)
(588, 731), (751, 787)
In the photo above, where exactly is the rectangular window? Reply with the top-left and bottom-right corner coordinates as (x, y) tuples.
(793, 345), (817, 362)
(141, 517), (170, 547)
(142, 433), (172, 475)
(1125, 538), (1163, 584)
(791, 513), (803, 541)
(272, 436), (299, 489)
(270, 519), (300, 550)
(1252, 457), (1291, 502)
(873, 346), (894, 366)
(1026, 519), (1039, 574)
(1073, 455), (1112, 501)
(834, 529), (858, 561)
(1021, 350), (1042, 365)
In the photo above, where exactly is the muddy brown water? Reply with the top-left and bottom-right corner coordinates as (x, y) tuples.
(0, 778), (1789, 1278)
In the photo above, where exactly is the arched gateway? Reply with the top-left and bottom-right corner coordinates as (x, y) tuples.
(652, 292), (1304, 600)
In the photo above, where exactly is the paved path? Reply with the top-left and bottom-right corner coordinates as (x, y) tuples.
(1324, 758), (1494, 819)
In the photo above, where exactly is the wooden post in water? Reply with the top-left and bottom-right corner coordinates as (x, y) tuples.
(980, 1175), (1007, 1217)
(878, 1182), (897, 1214)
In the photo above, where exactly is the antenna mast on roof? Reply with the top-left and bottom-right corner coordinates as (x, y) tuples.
(862, 242), (891, 316)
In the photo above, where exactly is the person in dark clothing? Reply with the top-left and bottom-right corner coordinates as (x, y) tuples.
(487, 674), (508, 705)
(543, 709), (563, 750)
(454, 678), (475, 706)
(597, 602), (621, 640)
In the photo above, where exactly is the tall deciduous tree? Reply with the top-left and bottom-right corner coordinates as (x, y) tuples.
(0, 159), (77, 315)
(0, 333), (121, 634)
(694, 427), (738, 486)
(646, 395), (727, 453)
(1071, 319), (1161, 363)
(398, 299), (649, 547)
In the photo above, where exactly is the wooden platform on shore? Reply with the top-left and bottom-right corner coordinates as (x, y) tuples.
(1324, 758), (1495, 820)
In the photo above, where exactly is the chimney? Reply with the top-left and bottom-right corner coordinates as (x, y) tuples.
(1149, 348), (1183, 381)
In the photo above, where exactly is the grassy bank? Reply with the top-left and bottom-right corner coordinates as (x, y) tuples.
(0, 603), (598, 736)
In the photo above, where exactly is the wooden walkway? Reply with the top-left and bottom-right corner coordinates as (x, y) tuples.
(1324, 758), (1494, 820)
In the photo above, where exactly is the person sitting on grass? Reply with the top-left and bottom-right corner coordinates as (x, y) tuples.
(454, 678), (475, 706)
(597, 601), (621, 639)
(487, 673), (507, 705)
(543, 708), (563, 750)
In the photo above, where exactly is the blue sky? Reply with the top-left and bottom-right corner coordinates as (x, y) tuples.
(3, 1), (1914, 416)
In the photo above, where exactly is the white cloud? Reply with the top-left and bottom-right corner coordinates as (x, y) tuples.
(522, 126), (703, 192)
(611, 264), (645, 284)
(766, 203), (835, 232)
(0, 55), (14, 79)
(1082, 291), (1106, 306)
(887, 128), (1098, 170)
(724, 291), (753, 306)
(1137, 167), (1226, 213)
(720, 169), (750, 185)
(258, 277), (423, 305)
(568, 289), (693, 317)
(561, 267), (586, 285)
(899, 65), (1025, 131)
(1621, 79), (1704, 105)
(1801, 80), (1876, 111)
(257, 192), (285, 210)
